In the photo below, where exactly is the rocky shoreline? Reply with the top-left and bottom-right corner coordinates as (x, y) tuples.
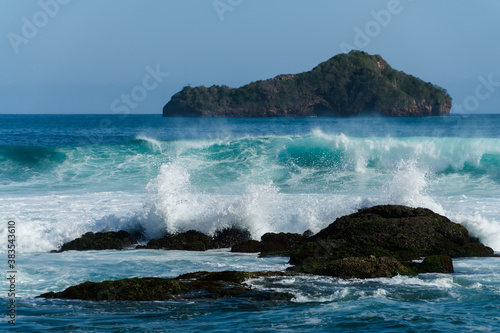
(40, 205), (495, 302)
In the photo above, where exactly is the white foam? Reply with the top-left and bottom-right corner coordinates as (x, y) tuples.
(452, 212), (500, 251)
(0, 192), (143, 253)
(140, 160), (381, 240)
(3, 133), (500, 253)
(291, 288), (351, 303)
(381, 274), (458, 289)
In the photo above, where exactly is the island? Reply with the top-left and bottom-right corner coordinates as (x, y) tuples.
(163, 51), (452, 117)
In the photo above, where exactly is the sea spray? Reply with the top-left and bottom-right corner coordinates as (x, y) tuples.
(2, 120), (500, 252)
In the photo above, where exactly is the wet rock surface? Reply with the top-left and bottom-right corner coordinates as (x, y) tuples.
(39, 271), (294, 302)
(231, 232), (306, 256)
(290, 205), (493, 266)
(138, 227), (252, 251)
(58, 231), (138, 252)
(47, 206), (496, 302)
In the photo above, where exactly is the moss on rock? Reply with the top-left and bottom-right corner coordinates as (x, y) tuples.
(39, 271), (295, 301)
(58, 231), (137, 252)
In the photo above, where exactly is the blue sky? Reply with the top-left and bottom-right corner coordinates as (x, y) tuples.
(1, 0), (499, 114)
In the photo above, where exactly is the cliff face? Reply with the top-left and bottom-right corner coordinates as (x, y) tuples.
(163, 51), (451, 117)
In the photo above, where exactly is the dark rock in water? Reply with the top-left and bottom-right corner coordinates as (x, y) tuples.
(38, 271), (294, 301)
(136, 227), (252, 251)
(231, 240), (262, 253)
(456, 242), (497, 257)
(261, 233), (306, 250)
(288, 205), (493, 279)
(290, 205), (493, 266)
(231, 232), (306, 256)
(58, 231), (137, 252)
(212, 227), (252, 248)
(142, 230), (214, 251)
(163, 51), (451, 118)
(408, 255), (454, 274)
(290, 256), (417, 279)
(302, 230), (314, 238)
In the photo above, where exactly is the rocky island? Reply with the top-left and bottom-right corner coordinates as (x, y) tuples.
(163, 51), (452, 117)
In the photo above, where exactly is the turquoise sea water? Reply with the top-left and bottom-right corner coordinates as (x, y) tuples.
(1, 114), (500, 332)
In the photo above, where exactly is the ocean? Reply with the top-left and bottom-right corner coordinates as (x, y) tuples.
(1, 114), (499, 332)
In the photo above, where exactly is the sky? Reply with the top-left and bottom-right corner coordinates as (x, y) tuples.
(1, 0), (499, 115)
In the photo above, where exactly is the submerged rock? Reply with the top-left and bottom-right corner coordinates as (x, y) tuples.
(38, 271), (294, 302)
(58, 231), (137, 252)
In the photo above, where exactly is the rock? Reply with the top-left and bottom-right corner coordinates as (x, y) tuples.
(38, 271), (294, 302)
(142, 230), (214, 251)
(290, 205), (493, 266)
(302, 230), (314, 238)
(58, 231), (137, 252)
(163, 51), (451, 118)
(260, 233), (306, 250)
(212, 227), (252, 248)
(138, 228), (252, 251)
(290, 256), (417, 279)
(231, 232), (306, 256)
(409, 255), (454, 274)
(231, 240), (262, 253)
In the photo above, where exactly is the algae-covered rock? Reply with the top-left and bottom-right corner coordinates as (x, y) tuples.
(142, 230), (214, 251)
(409, 255), (454, 274)
(290, 205), (493, 266)
(231, 232), (306, 256)
(290, 256), (417, 279)
(38, 271), (294, 302)
(288, 205), (493, 279)
(58, 231), (137, 252)
(139, 228), (253, 251)
(212, 227), (252, 249)
(231, 240), (262, 253)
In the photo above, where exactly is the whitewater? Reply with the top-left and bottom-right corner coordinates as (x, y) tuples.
(1, 114), (499, 331)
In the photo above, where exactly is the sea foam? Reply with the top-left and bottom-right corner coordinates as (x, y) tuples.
(2, 132), (500, 252)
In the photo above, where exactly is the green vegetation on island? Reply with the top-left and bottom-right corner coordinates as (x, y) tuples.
(163, 51), (451, 117)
